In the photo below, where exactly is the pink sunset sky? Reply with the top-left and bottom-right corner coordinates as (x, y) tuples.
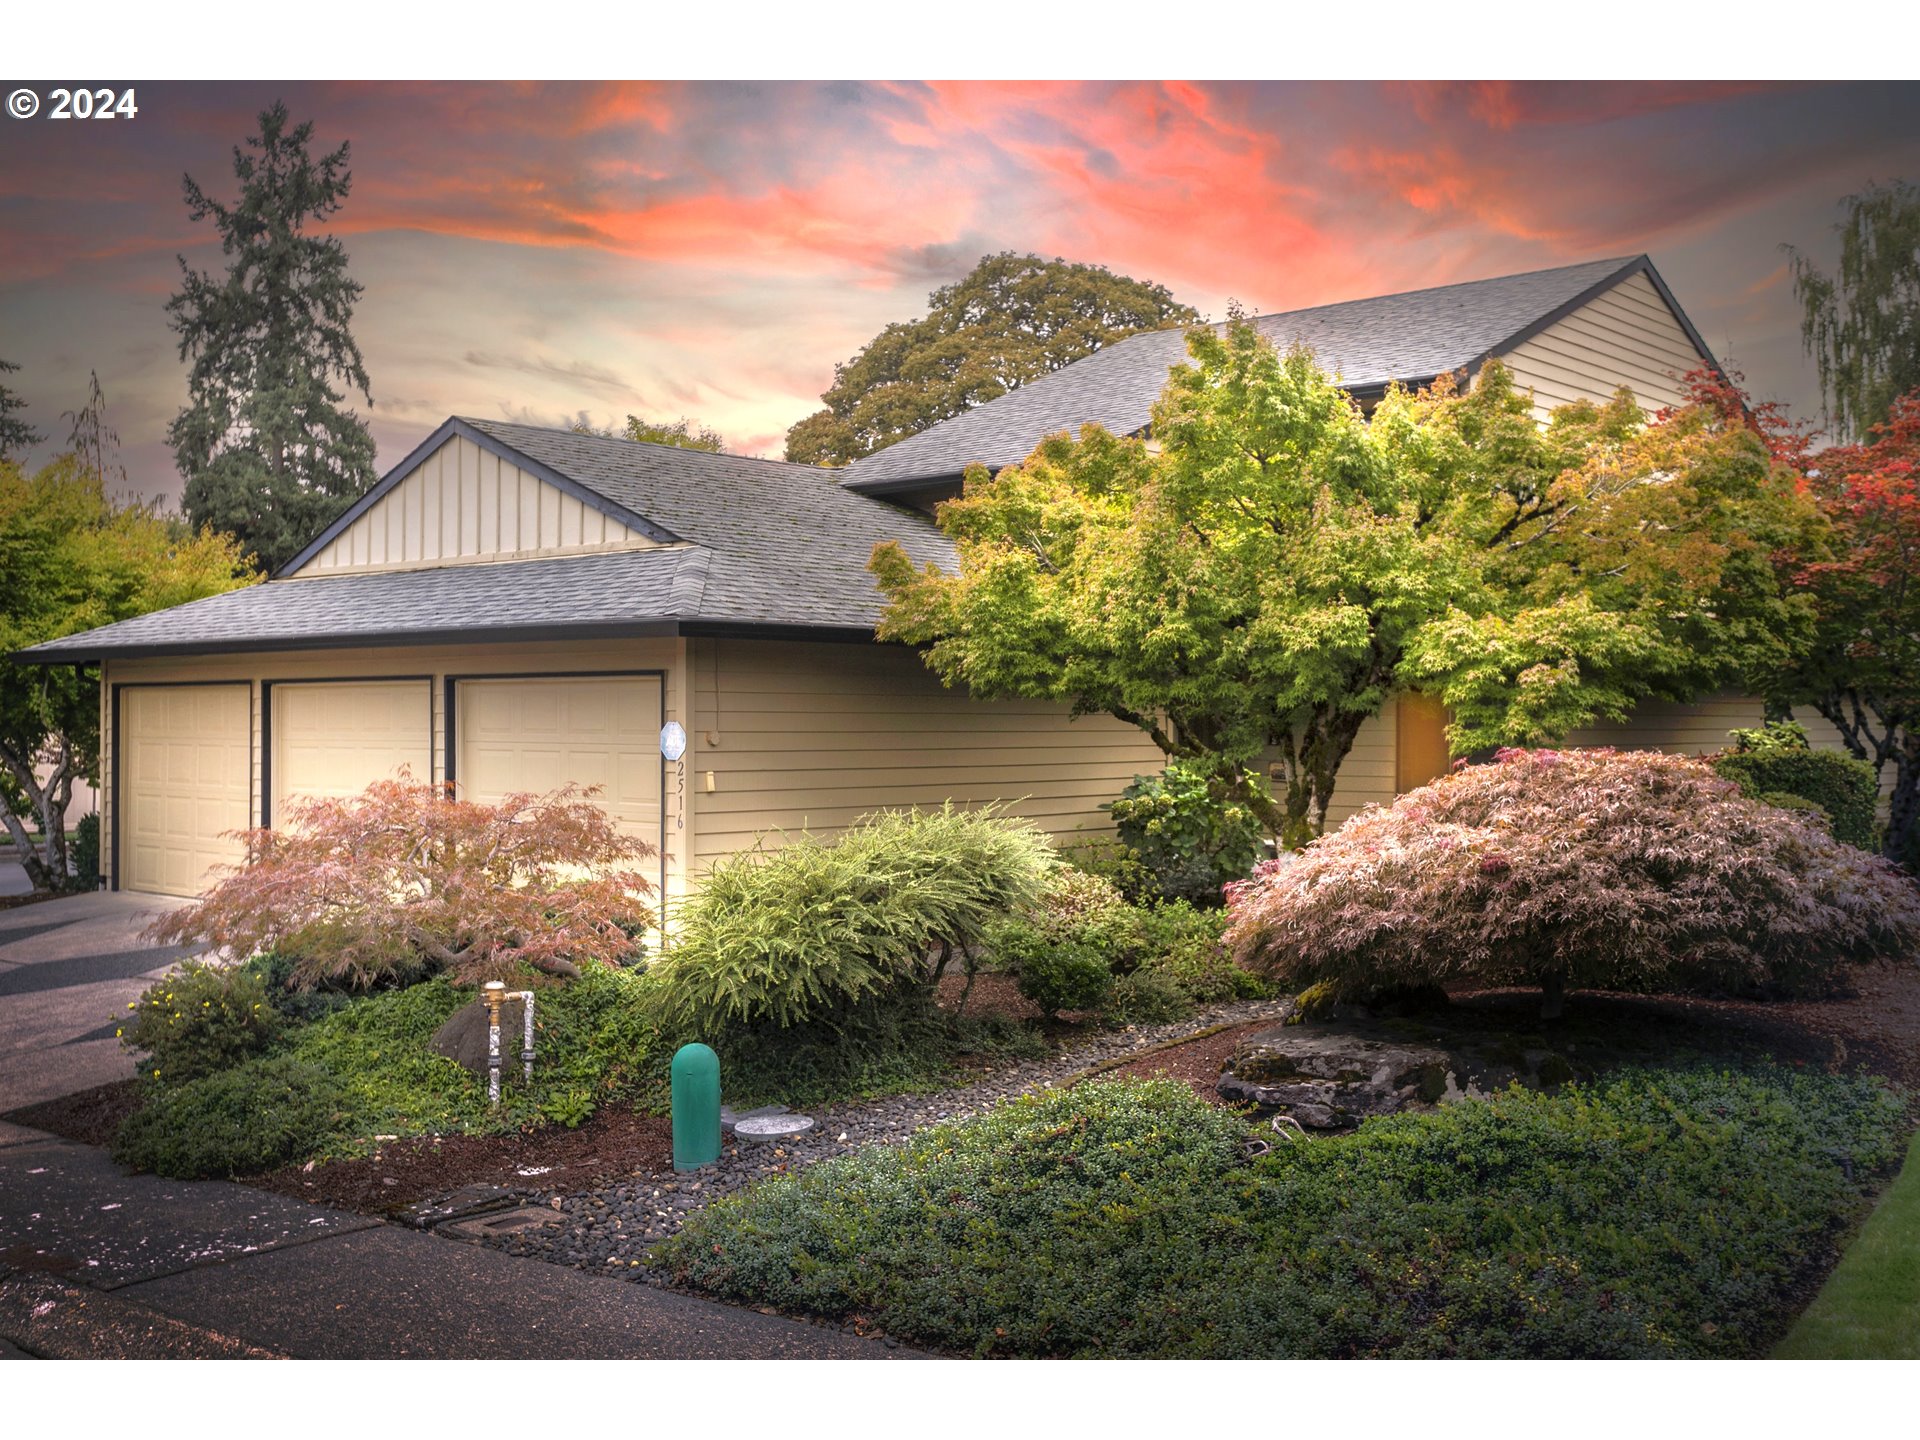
(2, 79), (1918, 506)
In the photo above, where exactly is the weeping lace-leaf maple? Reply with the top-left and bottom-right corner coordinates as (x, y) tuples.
(1223, 747), (1920, 1019)
(150, 777), (657, 988)
(873, 318), (1818, 846)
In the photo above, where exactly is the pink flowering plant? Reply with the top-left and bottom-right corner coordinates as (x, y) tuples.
(1223, 747), (1920, 1019)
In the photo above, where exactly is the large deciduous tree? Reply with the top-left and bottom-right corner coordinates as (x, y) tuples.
(167, 100), (376, 573)
(1778, 392), (1920, 865)
(872, 320), (1817, 847)
(785, 252), (1196, 467)
(571, 412), (727, 453)
(1789, 179), (1920, 442)
(1, 456), (256, 890)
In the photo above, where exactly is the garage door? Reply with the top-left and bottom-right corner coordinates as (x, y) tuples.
(454, 675), (661, 837)
(270, 680), (432, 827)
(121, 685), (251, 897)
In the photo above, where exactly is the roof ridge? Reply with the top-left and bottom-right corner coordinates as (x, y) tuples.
(1243, 255), (1641, 326)
(669, 545), (713, 617)
(460, 415), (833, 475)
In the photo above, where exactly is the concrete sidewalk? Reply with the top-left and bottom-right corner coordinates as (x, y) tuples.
(0, 1123), (912, 1359)
(0, 889), (199, 1112)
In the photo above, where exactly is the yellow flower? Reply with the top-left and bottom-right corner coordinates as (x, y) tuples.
(152, 1069), (160, 1078)
(115, 1028), (123, 1038)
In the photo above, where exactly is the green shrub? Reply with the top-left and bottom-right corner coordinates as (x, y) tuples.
(70, 812), (100, 889)
(665, 1067), (1904, 1359)
(112, 1057), (351, 1178)
(1092, 901), (1261, 1002)
(1714, 722), (1881, 852)
(648, 804), (1057, 1035)
(121, 960), (282, 1085)
(1108, 760), (1265, 906)
(989, 916), (1111, 1015)
(1101, 968), (1190, 1023)
(239, 951), (363, 1024)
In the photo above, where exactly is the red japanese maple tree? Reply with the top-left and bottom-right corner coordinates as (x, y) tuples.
(150, 777), (658, 987)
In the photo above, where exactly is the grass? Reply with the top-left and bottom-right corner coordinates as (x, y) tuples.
(1775, 1126), (1920, 1359)
(662, 1069), (1906, 1358)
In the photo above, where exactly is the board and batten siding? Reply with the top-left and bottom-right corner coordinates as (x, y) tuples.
(291, 435), (659, 577)
(1500, 271), (1707, 420)
(101, 638), (690, 911)
(685, 638), (1165, 869)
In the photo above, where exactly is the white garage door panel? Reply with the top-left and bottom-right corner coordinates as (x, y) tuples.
(122, 685), (251, 897)
(272, 680), (432, 827)
(456, 676), (661, 836)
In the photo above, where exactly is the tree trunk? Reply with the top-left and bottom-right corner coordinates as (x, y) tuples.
(1540, 971), (1567, 1022)
(1882, 740), (1916, 870)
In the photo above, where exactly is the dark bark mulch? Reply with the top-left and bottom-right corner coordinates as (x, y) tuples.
(4, 1079), (143, 1147)
(249, 1107), (674, 1214)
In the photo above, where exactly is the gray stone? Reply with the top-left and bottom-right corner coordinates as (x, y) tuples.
(1216, 1028), (1456, 1129)
(718, 1104), (788, 1135)
(429, 998), (530, 1081)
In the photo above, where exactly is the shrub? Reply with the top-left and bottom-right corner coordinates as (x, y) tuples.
(989, 916), (1112, 1015)
(238, 951), (359, 1025)
(1225, 748), (1920, 1018)
(1026, 866), (1128, 943)
(1713, 721), (1880, 851)
(150, 777), (656, 988)
(1108, 760), (1265, 906)
(647, 804), (1056, 1034)
(1101, 968), (1191, 1023)
(1092, 901), (1260, 1002)
(70, 812), (100, 889)
(112, 1057), (351, 1178)
(664, 1067), (1904, 1359)
(121, 960), (281, 1085)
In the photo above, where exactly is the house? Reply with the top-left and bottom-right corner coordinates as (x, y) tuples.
(15, 254), (1839, 905)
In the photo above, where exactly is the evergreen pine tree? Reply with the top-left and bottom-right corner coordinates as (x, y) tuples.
(167, 101), (376, 571)
(0, 359), (44, 462)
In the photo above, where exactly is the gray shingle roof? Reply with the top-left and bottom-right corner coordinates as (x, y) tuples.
(843, 256), (1650, 490)
(18, 425), (955, 661)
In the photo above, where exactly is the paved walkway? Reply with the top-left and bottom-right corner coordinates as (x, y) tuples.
(0, 890), (197, 1112)
(0, 1123), (912, 1359)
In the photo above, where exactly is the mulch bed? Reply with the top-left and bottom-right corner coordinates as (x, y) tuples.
(1103, 1021), (1273, 1097)
(934, 969), (1042, 1022)
(4, 1079), (143, 1147)
(249, 1108), (674, 1214)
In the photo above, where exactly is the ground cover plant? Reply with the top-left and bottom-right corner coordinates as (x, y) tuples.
(663, 1070), (1906, 1359)
(111, 965), (670, 1178)
(1225, 747), (1920, 1018)
(150, 776), (657, 987)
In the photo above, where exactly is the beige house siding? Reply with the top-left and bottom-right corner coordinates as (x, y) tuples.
(102, 638), (690, 916)
(685, 638), (1165, 870)
(1501, 271), (1706, 420)
(290, 435), (659, 577)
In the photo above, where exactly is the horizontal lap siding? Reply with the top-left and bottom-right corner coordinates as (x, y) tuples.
(1502, 272), (1707, 420)
(1560, 694), (1763, 755)
(688, 639), (1163, 869)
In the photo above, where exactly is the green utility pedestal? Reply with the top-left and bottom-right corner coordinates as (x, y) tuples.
(671, 1042), (722, 1170)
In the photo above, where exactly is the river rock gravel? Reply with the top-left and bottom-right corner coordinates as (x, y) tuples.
(479, 996), (1289, 1284)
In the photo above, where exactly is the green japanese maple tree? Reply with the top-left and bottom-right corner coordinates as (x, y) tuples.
(872, 319), (1817, 846)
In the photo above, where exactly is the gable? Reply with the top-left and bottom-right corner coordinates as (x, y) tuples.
(287, 433), (664, 578)
(1496, 270), (1713, 420)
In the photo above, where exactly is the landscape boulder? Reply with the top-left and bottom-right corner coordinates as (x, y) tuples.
(429, 996), (529, 1080)
(1216, 1028), (1455, 1129)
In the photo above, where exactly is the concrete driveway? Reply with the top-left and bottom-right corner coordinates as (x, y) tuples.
(0, 887), (200, 1112)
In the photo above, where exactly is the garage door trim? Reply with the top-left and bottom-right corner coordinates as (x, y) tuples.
(445, 669), (668, 910)
(111, 679), (254, 895)
(261, 674), (434, 828)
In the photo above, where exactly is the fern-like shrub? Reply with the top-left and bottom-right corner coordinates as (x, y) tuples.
(648, 804), (1057, 1034)
(1224, 747), (1920, 1019)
